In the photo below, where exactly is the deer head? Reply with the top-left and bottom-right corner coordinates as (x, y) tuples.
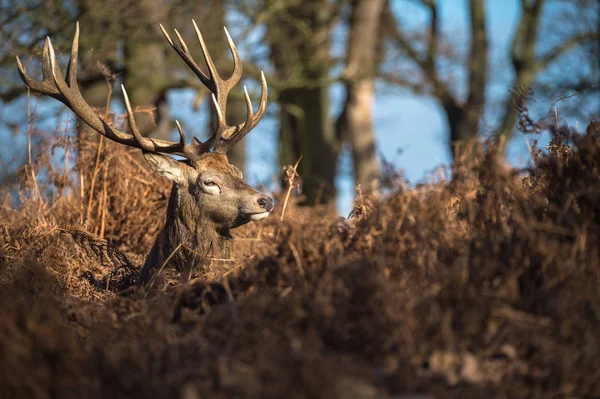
(146, 151), (273, 228)
(17, 21), (273, 284)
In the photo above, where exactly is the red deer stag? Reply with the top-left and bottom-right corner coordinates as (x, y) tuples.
(17, 21), (273, 286)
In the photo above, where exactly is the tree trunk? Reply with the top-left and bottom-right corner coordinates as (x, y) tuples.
(343, 80), (380, 194)
(266, 0), (339, 205)
(449, 0), (488, 160)
(337, 0), (385, 195)
(123, 0), (171, 141)
(279, 86), (338, 204)
(381, 0), (489, 160)
(496, 0), (544, 143)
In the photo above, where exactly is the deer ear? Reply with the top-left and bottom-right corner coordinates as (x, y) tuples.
(142, 152), (194, 185)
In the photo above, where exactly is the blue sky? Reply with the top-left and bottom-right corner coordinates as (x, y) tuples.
(2, 1), (597, 215)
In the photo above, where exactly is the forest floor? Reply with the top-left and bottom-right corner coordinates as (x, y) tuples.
(1, 118), (599, 398)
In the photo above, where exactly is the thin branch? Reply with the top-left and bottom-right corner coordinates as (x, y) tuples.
(534, 32), (597, 73)
(511, 0), (545, 70)
(554, 85), (596, 106)
(280, 154), (303, 223)
(382, 1), (456, 106)
(377, 72), (428, 93)
(465, 0), (488, 108)
(422, 0), (438, 73)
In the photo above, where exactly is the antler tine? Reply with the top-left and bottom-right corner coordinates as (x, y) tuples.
(254, 70), (269, 127)
(192, 20), (220, 89)
(206, 94), (227, 148)
(122, 84), (205, 159)
(16, 38), (63, 100)
(17, 23), (208, 161)
(188, 22), (242, 91)
(65, 21), (80, 87)
(223, 27), (243, 88)
(181, 94), (226, 155)
(214, 71), (269, 153)
(214, 86), (254, 154)
(175, 121), (186, 146)
(121, 85), (155, 152)
(48, 38), (73, 98)
(159, 23), (211, 88)
(190, 22), (244, 113)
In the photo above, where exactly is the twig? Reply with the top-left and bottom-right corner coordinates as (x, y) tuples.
(314, 181), (325, 207)
(85, 74), (112, 230)
(85, 135), (104, 227)
(280, 154), (303, 222)
(288, 241), (304, 277)
(26, 88), (44, 206)
(146, 243), (184, 294)
(553, 85), (594, 105)
(84, 77), (114, 228)
(63, 146), (70, 198)
(181, 244), (239, 262)
(99, 165), (109, 238)
(553, 85), (595, 129)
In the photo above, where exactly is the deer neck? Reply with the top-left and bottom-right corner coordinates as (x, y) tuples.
(139, 184), (233, 285)
(165, 184), (233, 263)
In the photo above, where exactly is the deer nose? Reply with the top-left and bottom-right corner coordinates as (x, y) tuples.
(257, 196), (274, 212)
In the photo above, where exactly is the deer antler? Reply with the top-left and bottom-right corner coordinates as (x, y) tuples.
(160, 20), (268, 154)
(16, 21), (268, 159)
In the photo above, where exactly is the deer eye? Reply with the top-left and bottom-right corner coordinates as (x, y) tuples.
(201, 179), (221, 195)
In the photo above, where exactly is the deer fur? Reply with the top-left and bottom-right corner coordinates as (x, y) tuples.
(137, 152), (273, 285)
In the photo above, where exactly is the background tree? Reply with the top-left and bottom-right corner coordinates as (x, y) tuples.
(261, 0), (342, 205)
(496, 0), (599, 140)
(380, 0), (598, 157)
(382, 0), (489, 159)
(336, 0), (386, 195)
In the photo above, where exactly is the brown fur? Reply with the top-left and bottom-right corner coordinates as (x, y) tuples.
(137, 152), (273, 286)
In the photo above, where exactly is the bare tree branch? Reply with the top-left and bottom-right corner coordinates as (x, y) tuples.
(382, 1), (457, 108)
(535, 32), (597, 73)
(422, 0), (438, 74)
(511, 0), (545, 71)
(377, 72), (428, 94)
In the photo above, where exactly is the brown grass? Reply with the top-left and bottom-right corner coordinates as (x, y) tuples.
(1, 115), (599, 398)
